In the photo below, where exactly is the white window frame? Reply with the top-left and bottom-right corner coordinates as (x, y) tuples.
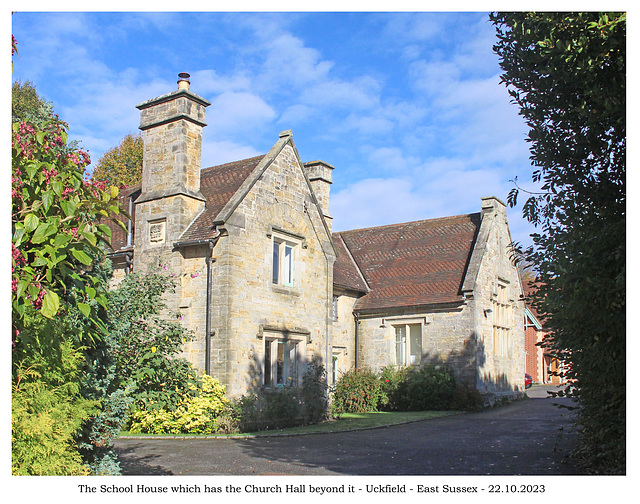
(331, 347), (347, 385)
(263, 332), (306, 388)
(393, 322), (423, 367)
(270, 235), (301, 288)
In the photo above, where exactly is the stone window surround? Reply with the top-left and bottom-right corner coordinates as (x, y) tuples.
(331, 346), (347, 385)
(260, 328), (309, 388)
(267, 225), (307, 292)
(381, 316), (428, 368)
(492, 279), (511, 357)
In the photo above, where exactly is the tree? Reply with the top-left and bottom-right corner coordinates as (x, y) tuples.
(491, 12), (625, 474)
(11, 35), (130, 474)
(11, 117), (126, 328)
(91, 133), (143, 187)
(12, 80), (55, 123)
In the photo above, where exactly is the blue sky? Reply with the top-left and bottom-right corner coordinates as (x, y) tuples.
(11, 10), (539, 247)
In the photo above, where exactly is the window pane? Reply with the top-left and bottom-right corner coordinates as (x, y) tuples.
(395, 326), (406, 365)
(288, 341), (298, 384)
(276, 341), (285, 385)
(272, 241), (279, 283)
(265, 340), (272, 386)
(409, 324), (422, 365)
(284, 244), (294, 285)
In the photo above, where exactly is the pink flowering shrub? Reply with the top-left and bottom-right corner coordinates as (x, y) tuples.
(11, 117), (127, 335)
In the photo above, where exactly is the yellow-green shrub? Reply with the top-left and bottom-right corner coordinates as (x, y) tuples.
(128, 375), (229, 434)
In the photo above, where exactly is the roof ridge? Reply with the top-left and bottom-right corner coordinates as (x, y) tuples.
(201, 154), (266, 174)
(334, 211), (481, 235)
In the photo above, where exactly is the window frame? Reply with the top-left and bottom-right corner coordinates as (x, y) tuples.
(331, 347), (347, 385)
(268, 227), (305, 289)
(392, 322), (423, 367)
(492, 281), (511, 357)
(263, 331), (307, 388)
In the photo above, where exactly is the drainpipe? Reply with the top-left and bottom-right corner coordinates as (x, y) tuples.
(173, 228), (221, 376)
(354, 311), (360, 369)
(126, 195), (133, 248)
(205, 239), (214, 376)
(124, 251), (133, 275)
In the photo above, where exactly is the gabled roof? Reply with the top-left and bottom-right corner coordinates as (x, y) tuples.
(334, 213), (481, 312)
(332, 233), (369, 293)
(179, 155), (265, 242)
(106, 156), (265, 251)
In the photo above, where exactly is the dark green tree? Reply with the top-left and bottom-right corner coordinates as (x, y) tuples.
(491, 12), (625, 474)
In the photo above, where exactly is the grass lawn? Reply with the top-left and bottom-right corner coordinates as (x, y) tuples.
(255, 410), (460, 436)
(119, 410), (461, 439)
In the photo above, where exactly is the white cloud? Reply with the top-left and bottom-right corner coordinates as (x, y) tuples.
(201, 140), (262, 168)
(206, 92), (277, 135)
(299, 76), (382, 110)
(331, 177), (431, 231)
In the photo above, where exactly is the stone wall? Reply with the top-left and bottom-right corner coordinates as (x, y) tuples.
(468, 197), (525, 397)
(355, 304), (478, 388)
(207, 142), (336, 397)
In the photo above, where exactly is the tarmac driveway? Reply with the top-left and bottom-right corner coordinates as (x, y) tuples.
(114, 385), (580, 476)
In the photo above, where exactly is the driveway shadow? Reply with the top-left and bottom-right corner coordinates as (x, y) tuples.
(116, 442), (174, 475)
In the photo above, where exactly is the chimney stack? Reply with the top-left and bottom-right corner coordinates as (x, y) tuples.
(304, 160), (334, 233)
(133, 73), (211, 258)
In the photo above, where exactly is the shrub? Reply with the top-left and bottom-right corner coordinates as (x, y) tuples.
(301, 359), (328, 424)
(330, 368), (384, 416)
(107, 271), (198, 412)
(451, 383), (485, 411)
(393, 364), (458, 411)
(231, 362), (328, 432)
(128, 375), (229, 435)
(379, 365), (410, 411)
(12, 337), (98, 475)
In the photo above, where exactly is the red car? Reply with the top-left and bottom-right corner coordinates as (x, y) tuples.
(525, 374), (533, 389)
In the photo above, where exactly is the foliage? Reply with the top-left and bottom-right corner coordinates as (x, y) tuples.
(106, 271), (197, 411)
(330, 367), (384, 416)
(11, 36), (129, 476)
(301, 358), (329, 424)
(12, 328), (97, 475)
(381, 365), (457, 411)
(379, 365), (410, 410)
(71, 257), (134, 475)
(491, 12), (625, 474)
(91, 133), (143, 187)
(11, 116), (126, 330)
(12, 80), (55, 123)
(128, 375), (229, 435)
(450, 383), (485, 412)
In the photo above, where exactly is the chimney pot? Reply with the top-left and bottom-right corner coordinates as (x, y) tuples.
(178, 72), (191, 90)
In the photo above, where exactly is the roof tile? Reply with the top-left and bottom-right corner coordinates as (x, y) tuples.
(335, 213), (481, 311)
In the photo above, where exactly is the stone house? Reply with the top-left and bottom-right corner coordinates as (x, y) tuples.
(108, 74), (526, 401)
